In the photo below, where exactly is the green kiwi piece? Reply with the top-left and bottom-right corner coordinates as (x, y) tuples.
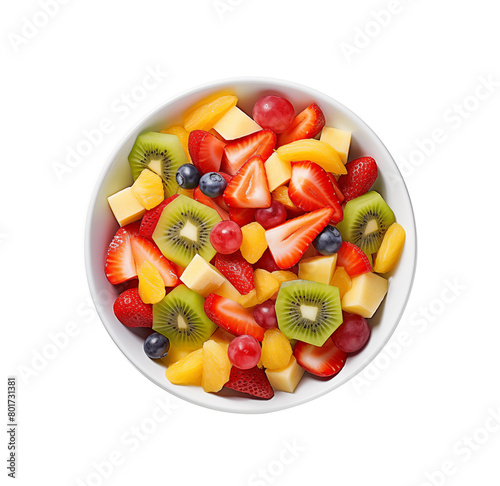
(128, 132), (188, 198)
(276, 280), (342, 347)
(152, 195), (221, 268)
(153, 285), (216, 348)
(337, 191), (395, 255)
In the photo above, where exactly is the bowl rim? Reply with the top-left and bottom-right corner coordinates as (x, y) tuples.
(84, 76), (418, 414)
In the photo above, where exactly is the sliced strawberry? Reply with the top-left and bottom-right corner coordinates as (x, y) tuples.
(328, 173), (345, 203)
(254, 249), (298, 274)
(214, 172), (232, 211)
(223, 156), (271, 209)
(336, 242), (372, 277)
(113, 288), (153, 328)
(277, 103), (325, 147)
(229, 208), (256, 227)
(294, 338), (347, 377)
(221, 129), (276, 175)
(288, 161), (343, 224)
(224, 366), (274, 400)
(265, 207), (334, 269)
(105, 223), (140, 285)
(204, 294), (265, 341)
(215, 252), (255, 295)
(337, 157), (378, 202)
(188, 130), (225, 174)
(139, 194), (179, 239)
(130, 235), (179, 287)
(193, 187), (230, 220)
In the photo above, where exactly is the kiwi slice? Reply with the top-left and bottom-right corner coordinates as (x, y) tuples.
(128, 132), (188, 197)
(153, 285), (216, 348)
(152, 195), (221, 268)
(337, 191), (395, 255)
(276, 280), (342, 347)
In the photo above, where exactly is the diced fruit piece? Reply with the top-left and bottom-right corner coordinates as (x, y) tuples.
(236, 289), (259, 308)
(253, 269), (280, 304)
(270, 271), (298, 299)
(184, 95), (238, 132)
(144, 332), (170, 359)
(188, 130), (225, 174)
(224, 366), (274, 399)
(271, 186), (303, 215)
(328, 173), (345, 203)
(107, 187), (146, 227)
(138, 261), (166, 304)
(373, 223), (406, 273)
(332, 312), (371, 353)
(313, 225), (343, 256)
(336, 242), (372, 277)
(199, 172), (227, 198)
(288, 161), (343, 223)
(153, 285), (217, 348)
(193, 187), (230, 221)
(213, 106), (261, 141)
(337, 191), (395, 255)
(177, 187), (195, 198)
(253, 299), (278, 330)
(176, 163), (200, 189)
(265, 207), (334, 269)
(131, 169), (164, 210)
(330, 266), (352, 299)
(298, 254), (337, 285)
(337, 157), (378, 202)
(229, 208), (256, 227)
(261, 329), (292, 370)
(277, 139), (346, 175)
(221, 129), (276, 175)
(166, 348), (203, 386)
(320, 127), (352, 165)
(160, 343), (198, 367)
(240, 221), (268, 264)
(152, 195), (222, 268)
(128, 132), (188, 198)
(113, 288), (153, 328)
(293, 338), (347, 377)
(139, 195), (179, 240)
(180, 254), (226, 297)
(264, 152), (292, 192)
(213, 279), (242, 301)
(210, 221), (243, 254)
(276, 280), (343, 347)
(255, 201), (287, 230)
(341, 272), (388, 318)
(215, 251), (255, 295)
(265, 355), (305, 393)
(277, 103), (325, 147)
(105, 224), (137, 284)
(204, 294), (265, 341)
(160, 125), (191, 162)
(252, 95), (295, 133)
(210, 327), (235, 351)
(228, 335), (262, 370)
(201, 340), (232, 393)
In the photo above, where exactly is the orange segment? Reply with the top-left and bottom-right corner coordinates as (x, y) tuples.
(161, 125), (191, 162)
(137, 261), (166, 304)
(373, 223), (406, 273)
(271, 186), (302, 214)
(184, 95), (238, 132)
(240, 222), (268, 264)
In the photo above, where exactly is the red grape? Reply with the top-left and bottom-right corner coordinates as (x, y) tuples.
(227, 335), (261, 369)
(255, 201), (287, 229)
(253, 300), (278, 330)
(332, 312), (370, 353)
(252, 96), (295, 133)
(210, 220), (242, 254)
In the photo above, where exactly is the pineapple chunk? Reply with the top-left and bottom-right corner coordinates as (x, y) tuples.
(298, 254), (337, 285)
(180, 254), (226, 297)
(184, 95), (238, 132)
(330, 266), (352, 299)
(271, 271), (298, 299)
(373, 223), (406, 274)
(202, 340), (232, 393)
(131, 169), (164, 210)
(166, 348), (203, 386)
(261, 329), (293, 370)
(210, 327), (235, 351)
(320, 127), (352, 165)
(342, 272), (388, 318)
(107, 187), (145, 226)
(212, 106), (261, 140)
(265, 355), (305, 393)
(137, 261), (166, 304)
(254, 269), (280, 304)
(264, 152), (291, 192)
(240, 222), (268, 264)
(161, 343), (199, 367)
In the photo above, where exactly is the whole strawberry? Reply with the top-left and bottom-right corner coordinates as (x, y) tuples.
(113, 288), (153, 328)
(337, 157), (378, 202)
(215, 251), (255, 295)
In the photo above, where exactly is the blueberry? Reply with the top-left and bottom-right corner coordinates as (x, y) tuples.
(313, 225), (343, 255)
(176, 164), (200, 189)
(144, 332), (170, 359)
(199, 172), (227, 198)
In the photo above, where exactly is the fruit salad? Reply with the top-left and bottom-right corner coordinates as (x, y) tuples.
(104, 92), (406, 400)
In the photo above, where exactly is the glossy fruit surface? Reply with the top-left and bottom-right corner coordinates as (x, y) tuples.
(255, 201), (287, 229)
(332, 312), (370, 353)
(313, 225), (343, 255)
(252, 95), (295, 133)
(176, 163), (201, 189)
(253, 300), (278, 330)
(227, 335), (262, 369)
(199, 172), (227, 198)
(144, 332), (170, 359)
(210, 220), (243, 254)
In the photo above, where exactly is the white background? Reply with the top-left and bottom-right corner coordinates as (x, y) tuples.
(2, 1), (500, 485)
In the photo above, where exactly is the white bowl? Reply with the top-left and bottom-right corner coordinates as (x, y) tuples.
(85, 78), (417, 414)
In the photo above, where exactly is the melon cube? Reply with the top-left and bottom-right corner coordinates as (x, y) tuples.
(320, 127), (352, 165)
(264, 152), (291, 192)
(265, 355), (305, 393)
(298, 254), (337, 285)
(342, 272), (388, 318)
(107, 187), (146, 226)
(212, 106), (261, 140)
(180, 254), (226, 297)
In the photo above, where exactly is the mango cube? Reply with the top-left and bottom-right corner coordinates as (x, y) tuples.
(213, 279), (242, 302)
(184, 95), (238, 132)
(320, 127), (352, 165)
(264, 152), (291, 192)
(265, 355), (305, 393)
(212, 106), (261, 140)
(330, 266), (352, 299)
(342, 272), (388, 318)
(298, 254), (337, 285)
(180, 254), (226, 297)
(107, 187), (145, 226)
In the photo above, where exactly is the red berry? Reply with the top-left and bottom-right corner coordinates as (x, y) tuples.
(252, 96), (295, 134)
(227, 335), (262, 370)
(215, 252), (255, 295)
(253, 300), (278, 330)
(210, 221), (242, 254)
(332, 312), (370, 353)
(255, 200), (287, 229)
(113, 288), (153, 328)
(337, 157), (378, 202)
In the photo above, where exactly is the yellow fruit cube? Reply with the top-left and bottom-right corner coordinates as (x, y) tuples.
(184, 95), (238, 132)
(342, 272), (388, 318)
(330, 266), (352, 299)
(240, 222), (268, 264)
(271, 271), (298, 299)
(254, 269), (280, 304)
(210, 327), (235, 351)
(202, 340), (232, 393)
(277, 139), (347, 175)
(213, 279), (242, 302)
(131, 169), (164, 210)
(298, 254), (337, 285)
(212, 106), (261, 140)
(264, 152), (291, 192)
(137, 261), (166, 304)
(265, 355), (305, 393)
(320, 127), (352, 165)
(161, 125), (191, 162)
(166, 348), (203, 386)
(107, 187), (145, 226)
(180, 254), (226, 297)
(261, 329), (293, 370)
(236, 289), (259, 308)
(373, 223), (406, 274)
